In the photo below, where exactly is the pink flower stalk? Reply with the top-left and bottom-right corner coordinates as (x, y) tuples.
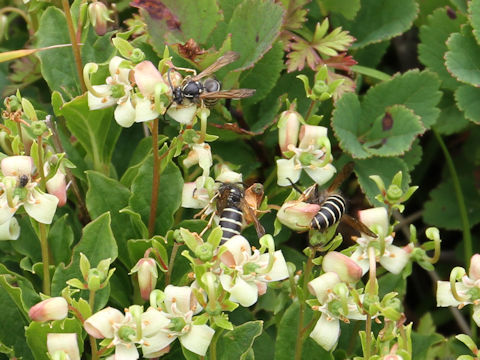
(29, 297), (68, 322)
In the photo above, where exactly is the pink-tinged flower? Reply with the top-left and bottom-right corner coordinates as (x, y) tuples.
(276, 200), (320, 232)
(219, 235), (289, 307)
(308, 272), (365, 351)
(29, 297), (68, 322)
(88, 2), (111, 36)
(181, 181), (211, 209)
(350, 207), (410, 275)
(277, 124), (336, 186)
(47, 333), (80, 360)
(84, 307), (125, 339)
(46, 170), (67, 207)
(469, 254), (480, 281)
(1, 155), (33, 177)
(130, 258), (158, 300)
(322, 251), (362, 283)
(141, 307), (173, 358)
(278, 108), (301, 153)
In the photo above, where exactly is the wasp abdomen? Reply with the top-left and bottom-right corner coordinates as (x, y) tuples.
(219, 207), (243, 244)
(311, 194), (346, 231)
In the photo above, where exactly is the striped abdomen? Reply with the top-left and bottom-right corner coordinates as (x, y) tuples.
(219, 206), (243, 244)
(311, 194), (346, 231)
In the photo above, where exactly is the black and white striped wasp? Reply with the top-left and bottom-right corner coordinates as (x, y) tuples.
(292, 163), (378, 237)
(167, 51), (255, 109)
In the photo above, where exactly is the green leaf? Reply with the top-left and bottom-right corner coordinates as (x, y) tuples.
(354, 157), (411, 206)
(319, 0), (361, 20)
(240, 41), (284, 106)
(35, 7), (80, 99)
(435, 90), (470, 134)
(455, 85), (480, 124)
(0, 275), (33, 360)
(86, 171), (138, 266)
(411, 331), (445, 360)
(61, 94), (121, 174)
(418, 8), (465, 90)
(227, 0), (284, 71)
(0, 264), (40, 310)
(423, 176), (480, 230)
(401, 139), (422, 171)
(344, 0), (418, 49)
(445, 25), (480, 86)
(129, 158), (183, 235)
(469, 0), (480, 44)
(25, 319), (84, 360)
(216, 321), (263, 360)
(51, 213), (117, 308)
(48, 215), (74, 265)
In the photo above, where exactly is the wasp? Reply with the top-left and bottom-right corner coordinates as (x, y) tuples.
(215, 182), (266, 244)
(167, 51), (255, 109)
(292, 163), (377, 237)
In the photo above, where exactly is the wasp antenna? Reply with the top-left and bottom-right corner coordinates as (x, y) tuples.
(167, 68), (174, 91)
(287, 178), (303, 194)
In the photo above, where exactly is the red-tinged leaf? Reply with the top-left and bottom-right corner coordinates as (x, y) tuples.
(323, 53), (358, 71)
(286, 36), (320, 72)
(281, 0), (310, 30)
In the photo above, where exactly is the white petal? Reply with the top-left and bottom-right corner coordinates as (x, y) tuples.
(114, 99), (136, 128)
(1, 156), (33, 177)
(142, 331), (176, 358)
(309, 313), (340, 351)
(24, 189), (59, 224)
(167, 104), (197, 125)
(473, 305), (480, 327)
(308, 272), (341, 303)
(436, 281), (468, 307)
(134, 97), (159, 123)
(258, 251), (289, 282)
(304, 163), (336, 186)
(276, 158), (301, 186)
(0, 196), (17, 226)
(220, 235), (251, 266)
(357, 207), (389, 238)
(88, 85), (115, 110)
(115, 343), (139, 360)
(193, 144), (212, 177)
(142, 308), (170, 337)
(0, 217), (20, 240)
(84, 307), (124, 339)
(181, 183), (209, 209)
(379, 244), (410, 274)
(134, 61), (165, 96)
(215, 167), (242, 183)
(47, 333), (80, 360)
(350, 248), (370, 275)
(221, 275), (258, 307)
(109, 56), (131, 84)
(298, 125), (328, 149)
(164, 285), (194, 315)
(179, 324), (215, 356)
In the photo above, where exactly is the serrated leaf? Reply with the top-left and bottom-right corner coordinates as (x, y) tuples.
(51, 213), (117, 309)
(61, 94), (121, 174)
(423, 176), (480, 230)
(401, 139), (423, 171)
(445, 25), (480, 86)
(418, 8), (465, 90)
(469, 0), (480, 43)
(86, 171), (138, 266)
(454, 85), (480, 124)
(435, 90), (470, 134)
(319, 0), (361, 20)
(25, 319), (83, 360)
(129, 158), (183, 235)
(240, 41), (284, 106)
(227, 0), (284, 71)
(216, 321), (263, 360)
(354, 157), (411, 205)
(344, 0), (418, 49)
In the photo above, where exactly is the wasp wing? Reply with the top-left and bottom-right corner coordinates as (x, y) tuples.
(199, 89), (256, 99)
(192, 51), (240, 81)
(342, 214), (378, 238)
(242, 200), (266, 238)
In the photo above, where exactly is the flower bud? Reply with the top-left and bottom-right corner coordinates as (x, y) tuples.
(31, 121), (47, 136)
(278, 110), (301, 153)
(387, 184), (403, 201)
(298, 125), (328, 149)
(277, 201), (320, 232)
(134, 61), (166, 97)
(29, 297), (68, 322)
(47, 333), (80, 360)
(357, 207), (389, 238)
(0, 15), (8, 43)
(4, 95), (21, 111)
(470, 254), (480, 281)
(46, 171), (67, 207)
(1, 156), (33, 178)
(322, 251), (362, 283)
(88, 2), (111, 36)
(215, 165), (242, 183)
(195, 243), (214, 262)
(131, 257), (158, 300)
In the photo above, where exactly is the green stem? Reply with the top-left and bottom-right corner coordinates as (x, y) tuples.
(36, 136), (46, 189)
(0, 7), (34, 35)
(209, 327), (224, 360)
(39, 222), (50, 295)
(304, 100), (316, 123)
(165, 242), (180, 286)
(148, 119), (160, 237)
(294, 251), (315, 360)
(61, 0), (86, 93)
(432, 129), (472, 265)
(89, 290), (99, 360)
(365, 246), (377, 359)
(17, 122), (25, 154)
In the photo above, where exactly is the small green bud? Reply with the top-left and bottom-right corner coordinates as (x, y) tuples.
(131, 48), (146, 63)
(31, 121), (47, 136)
(110, 84), (126, 99)
(195, 243), (214, 261)
(327, 300), (344, 317)
(117, 325), (136, 342)
(183, 129), (200, 144)
(169, 317), (187, 332)
(468, 287), (480, 301)
(298, 152), (315, 166)
(362, 293), (379, 314)
(312, 81), (328, 96)
(386, 184), (403, 201)
(5, 95), (21, 111)
(79, 253), (91, 279)
(87, 269), (102, 291)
